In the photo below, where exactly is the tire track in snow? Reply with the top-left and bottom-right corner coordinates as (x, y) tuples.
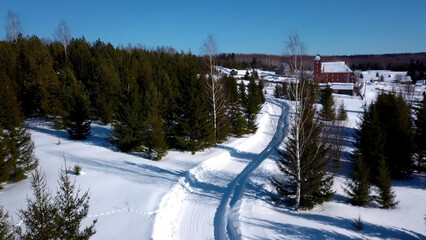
(214, 100), (289, 240)
(152, 98), (289, 240)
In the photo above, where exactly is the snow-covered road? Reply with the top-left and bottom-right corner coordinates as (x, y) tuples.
(152, 98), (289, 240)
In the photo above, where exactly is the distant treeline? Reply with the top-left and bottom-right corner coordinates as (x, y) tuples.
(217, 52), (426, 74)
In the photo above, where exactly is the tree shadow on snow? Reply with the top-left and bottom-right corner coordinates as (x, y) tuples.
(243, 212), (425, 240)
(28, 122), (117, 151)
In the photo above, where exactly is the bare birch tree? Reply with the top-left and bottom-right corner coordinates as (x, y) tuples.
(201, 34), (227, 143)
(53, 20), (71, 56)
(5, 11), (21, 42)
(272, 32), (333, 210)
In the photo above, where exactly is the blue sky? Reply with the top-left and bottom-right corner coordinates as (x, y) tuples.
(1, 0), (425, 55)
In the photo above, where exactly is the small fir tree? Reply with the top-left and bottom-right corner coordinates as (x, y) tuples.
(374, 156), (398, 209)
(345, 156), (372, 206)
(319, 86), (335, 121)
(54, 168), (97, 239)
(16, 169), (57, 239)
(336, 102), (348, 121)
(65, 81), (92, 140)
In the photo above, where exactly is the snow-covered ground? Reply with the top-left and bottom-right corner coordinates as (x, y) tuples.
(1, 77), (425, 240)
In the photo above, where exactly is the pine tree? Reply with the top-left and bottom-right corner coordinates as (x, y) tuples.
(345, 156), (372, 206)
(111, 77), (145, 152)
(319, 86), (335, 121)
(0, 206), (14, 240)
(336, 102), (348, 121)
(272, 80), (334, 210)
(65, 81), (91, 140)
(16, 169), (57, 239)
(143, 82), (168, 160)
(54, 169), (96, 239)
(374, 156), (398, 209)
(413, 96), (426, 172)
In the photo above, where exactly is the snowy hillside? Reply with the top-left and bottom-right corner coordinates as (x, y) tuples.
(1, 78), (425, 240)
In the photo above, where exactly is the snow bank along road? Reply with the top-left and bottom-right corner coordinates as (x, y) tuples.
(152, 97), (289, 240)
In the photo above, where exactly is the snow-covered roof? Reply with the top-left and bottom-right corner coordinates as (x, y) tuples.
(321, 62), (352, 73)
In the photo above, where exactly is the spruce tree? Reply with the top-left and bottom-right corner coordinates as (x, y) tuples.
(54, 169), (96, 239)
(0, 206), (14, 240)
(319, 86), (335, 121)
(374, 156), (398, 209)
(224, 75), (246, 136)
(0, 73), (37, 186)
(413, 96), (426, 172)
(174, 59), (213, 153)
(65, 81), (91, 140)
(112, 77), (145, 152)
(143, 82), (168, 160)
(358, 93), (413, 180)
(16, 169), (57, 239)
(272, 80), (334, 210)
(345, 156), (372, 206)
(336, 102), (348, 121)
(246, 78), (261, 133)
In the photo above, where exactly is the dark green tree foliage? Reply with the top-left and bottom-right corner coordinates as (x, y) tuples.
(15, 36), (61, 118)
(345, 156), (372, 206)
(54, 169), (96, 239)
(246, 78), (262, 133)
(258, 80), (266, 104)
(272, 81), (334, 210)
(16, 170), (57, 239)
(68, 37), (94, 94)
(65, 81), (92, 140)
(91, 40), (120, 124)
(336, 102), (348, 121)
(319, 86), (335, 121)
(112, 77), (145, 152)
(223, 75), (246, 137)
(358, 93), (413, 180)
(0, 73), (37, 187)
(143, 82), (168, 160)
(0, 206), (14, 240)
(413, 96), (426, 172)
(374, 156), (398, 209)
(174, 57), (213, 153)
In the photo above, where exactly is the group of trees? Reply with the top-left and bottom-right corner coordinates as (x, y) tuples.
(347, 92), (426, 208)
(407, 59), (426, 83)
(0, 168), (96, 239)
(1, 24), (265, 187)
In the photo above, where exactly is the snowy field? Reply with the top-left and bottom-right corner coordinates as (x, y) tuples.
(1, 78), (425, 239)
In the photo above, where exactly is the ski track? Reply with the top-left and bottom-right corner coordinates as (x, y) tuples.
(152, 98), (289, 240)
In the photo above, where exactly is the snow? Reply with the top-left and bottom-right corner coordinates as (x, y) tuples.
(322, 62), (353, 73)
(1, 72), (425, 240)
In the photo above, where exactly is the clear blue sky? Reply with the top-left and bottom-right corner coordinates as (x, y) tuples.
(1, 0), (425, 56)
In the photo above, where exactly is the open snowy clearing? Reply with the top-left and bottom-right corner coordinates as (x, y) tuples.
(1, 81), (425, 239)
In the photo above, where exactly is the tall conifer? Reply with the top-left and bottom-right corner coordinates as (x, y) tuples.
(65, 81), (91, 140)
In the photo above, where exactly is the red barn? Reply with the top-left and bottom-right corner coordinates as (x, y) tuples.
(314, 54), (355, 83)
